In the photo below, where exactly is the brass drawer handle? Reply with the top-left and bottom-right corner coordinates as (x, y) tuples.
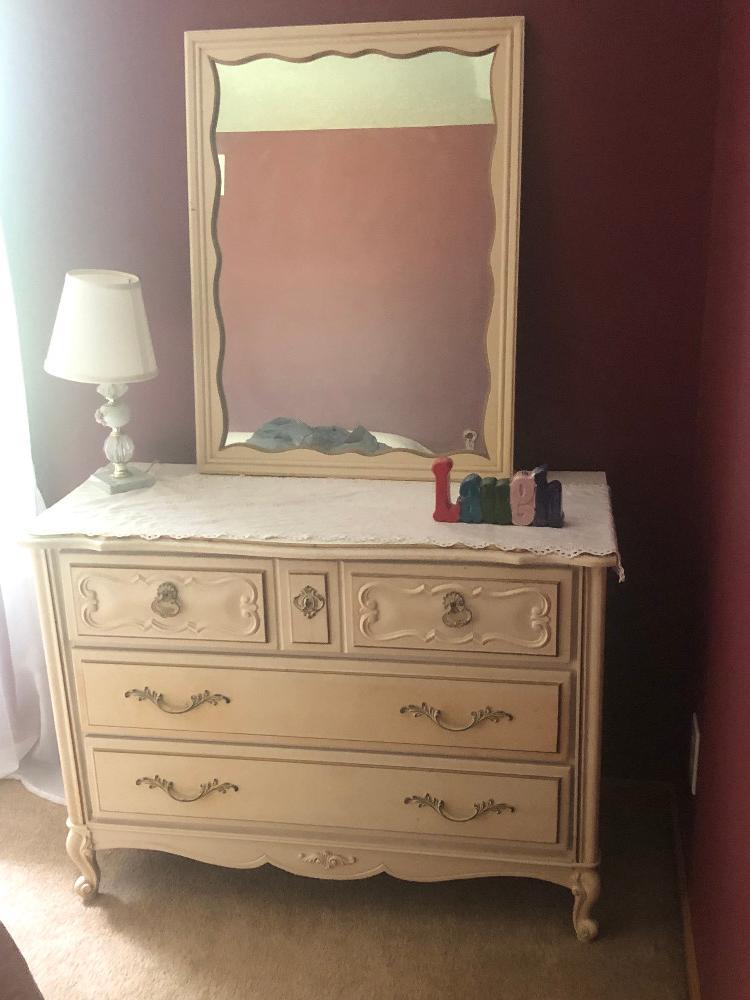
(151, 581), (182, 618)
(293, 585), (326, 619)
(404, 793), (514, 823)
(400, 703), (513, 732)
(135, 774), (238, 803)
(125, 686), (230, 715)
(442, 590), (472, 628)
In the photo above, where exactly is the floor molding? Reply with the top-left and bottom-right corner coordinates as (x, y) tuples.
(602, 778), (701, 999)
(669, 784), (702, 1000)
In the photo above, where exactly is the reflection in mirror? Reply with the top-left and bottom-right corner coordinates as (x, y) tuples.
(214, 51), (495, 457)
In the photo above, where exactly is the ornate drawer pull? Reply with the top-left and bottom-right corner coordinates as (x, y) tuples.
(404, 792), (514, 823)
(293, 585), (326, 619)
(124, 686), (230, 715)
(400, 703), (513, 732)
(135, 774), (238, 802)
(442, 590), (472, 628)
(151, 581), (182, 618)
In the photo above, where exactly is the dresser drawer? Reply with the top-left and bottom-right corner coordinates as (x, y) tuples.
(73, 651), (569, 756)
(87, 741), (569, 847)
(344, 564), (573, 660)
(60, 553), (273, 645)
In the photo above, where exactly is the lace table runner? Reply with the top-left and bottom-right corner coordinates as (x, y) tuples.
(29, 465), (622, 578)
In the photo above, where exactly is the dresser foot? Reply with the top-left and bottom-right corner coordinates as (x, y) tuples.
(66, 820), (100, 900)
(571, 870), (600, 941)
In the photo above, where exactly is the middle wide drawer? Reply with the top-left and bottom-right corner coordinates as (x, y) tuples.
(73, 651), (571, 757)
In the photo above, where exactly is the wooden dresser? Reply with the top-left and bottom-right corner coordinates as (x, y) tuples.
(28, 465), (618, 940)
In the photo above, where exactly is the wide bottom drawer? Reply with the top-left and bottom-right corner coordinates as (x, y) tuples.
(86, 741), (569, 847)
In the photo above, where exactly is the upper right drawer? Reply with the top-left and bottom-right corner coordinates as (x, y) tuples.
(344, 563), (575, 661)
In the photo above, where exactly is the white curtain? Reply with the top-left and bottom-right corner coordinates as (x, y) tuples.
(0, 221), (63, 803)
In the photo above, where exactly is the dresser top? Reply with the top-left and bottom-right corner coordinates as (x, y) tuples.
(29, 465), (620, 572)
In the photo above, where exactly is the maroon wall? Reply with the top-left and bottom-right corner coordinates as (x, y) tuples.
(0, 1), (720, 779)
(689, 2), (750, 998)
(217, 125), (493, 453)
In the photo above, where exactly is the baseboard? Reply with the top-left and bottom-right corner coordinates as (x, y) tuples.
(602, 778), (701, 999)
(668, 784), (702, 1000)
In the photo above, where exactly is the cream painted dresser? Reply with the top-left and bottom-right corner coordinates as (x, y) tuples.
(29, 464), (619, 940)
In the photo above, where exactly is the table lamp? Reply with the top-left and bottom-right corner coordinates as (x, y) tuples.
(45, 269), (158, 493)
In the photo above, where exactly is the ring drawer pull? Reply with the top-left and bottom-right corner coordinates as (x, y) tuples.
(400, 703), (513, 732)
(441, 591), (473, 628)
(151, 581), (182, 618)
(404, 792), (514, 823)
(135, 774), (238, 802)
(293, 585), (326, 619)
(124, 686), (230, 715)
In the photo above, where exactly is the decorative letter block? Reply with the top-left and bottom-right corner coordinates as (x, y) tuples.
(480, 477), (499, 523)
(431, 459), (562, 529)
(459, 473), (482, 523)
(532, 465), (550, 526)
(546, 480), (564, 527)
(431, 457), (460, 522)
(510, 471), (536, 526)
(532, 464), (549, 489)
(532, 465), (564, 528)
(496, 477), (512, 525)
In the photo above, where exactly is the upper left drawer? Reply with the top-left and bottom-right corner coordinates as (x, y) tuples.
(59, 553), (273, 646)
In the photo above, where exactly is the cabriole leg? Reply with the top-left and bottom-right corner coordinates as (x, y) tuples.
(65, 820), (100, 900)
(571, 869), (600, 942)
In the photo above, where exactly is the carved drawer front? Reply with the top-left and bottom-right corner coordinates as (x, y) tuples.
(87, 740), (568, 847)
(277, 561), (341, 651)
(345, 564), (571, 659)
(61, 555), (271, 645)
(74, 651), (568, 756)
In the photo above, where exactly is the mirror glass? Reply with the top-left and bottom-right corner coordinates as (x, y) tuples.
(214, 51), (495, 458)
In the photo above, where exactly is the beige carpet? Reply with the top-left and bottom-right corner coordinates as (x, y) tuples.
(0, 780), (687, 1000)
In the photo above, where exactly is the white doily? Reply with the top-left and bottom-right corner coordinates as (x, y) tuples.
(29, 465), (623, 578)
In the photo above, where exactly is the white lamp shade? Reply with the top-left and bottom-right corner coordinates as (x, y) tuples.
(45, 269), (158, 384)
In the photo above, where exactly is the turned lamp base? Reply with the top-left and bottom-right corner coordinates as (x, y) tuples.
(91, 382), (154, 494)
(91, 465), (155, 494)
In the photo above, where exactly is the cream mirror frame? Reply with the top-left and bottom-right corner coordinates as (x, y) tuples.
(185, 17), (524, 479)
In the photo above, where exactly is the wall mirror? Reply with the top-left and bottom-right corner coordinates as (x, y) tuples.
(185, 17), (523, 479)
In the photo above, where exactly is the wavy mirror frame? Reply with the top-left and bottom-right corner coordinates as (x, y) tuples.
(185, 17), (524, 480)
